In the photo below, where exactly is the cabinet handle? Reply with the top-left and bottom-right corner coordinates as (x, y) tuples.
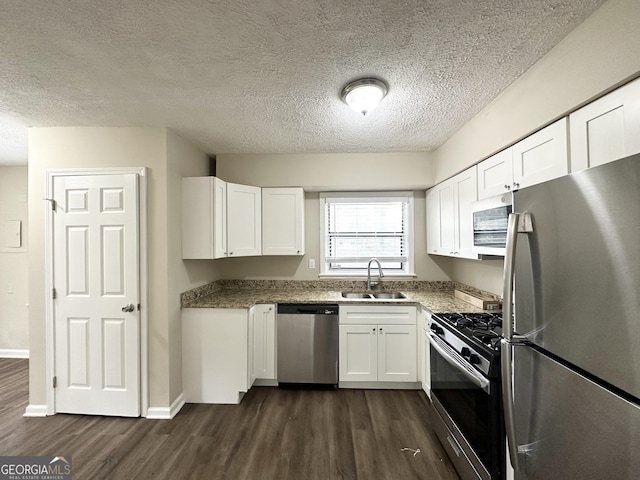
(513, 182), (520, 189)
(372, 327), (376, 332)
(297, 250), (300, 254)
(504, 184), (511, 191)
(229, 252), (234, 255)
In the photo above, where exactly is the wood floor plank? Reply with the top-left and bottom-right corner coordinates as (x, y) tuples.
(0, 359), (460, 479)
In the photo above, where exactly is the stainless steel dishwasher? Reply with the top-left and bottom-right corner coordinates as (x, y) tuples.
(277, 304), (339, 385)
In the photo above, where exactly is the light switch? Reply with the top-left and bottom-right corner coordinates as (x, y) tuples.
(308, 258), (316, 269)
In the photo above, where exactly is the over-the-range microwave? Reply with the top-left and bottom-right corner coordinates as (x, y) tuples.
(471, 192), (512, 256)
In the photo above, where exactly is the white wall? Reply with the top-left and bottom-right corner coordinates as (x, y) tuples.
(433, 0), (640, 294)
(27, 127), (214, 410)
(0, 166), (29, 353)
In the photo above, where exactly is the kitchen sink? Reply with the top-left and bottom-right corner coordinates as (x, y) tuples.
(341, 292), (374, 299)
(370, 292), (406, 299)
(341, 292), (406, 300)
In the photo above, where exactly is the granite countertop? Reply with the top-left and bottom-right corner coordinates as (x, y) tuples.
(182, 286), (488, 314)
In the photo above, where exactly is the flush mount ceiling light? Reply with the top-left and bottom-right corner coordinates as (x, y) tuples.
(340, 77), (388, 115)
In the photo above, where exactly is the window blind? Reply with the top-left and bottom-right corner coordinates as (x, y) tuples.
(324, 196), (409, 271)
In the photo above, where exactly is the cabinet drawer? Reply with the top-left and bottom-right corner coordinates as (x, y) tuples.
(339, 305), (416, 325)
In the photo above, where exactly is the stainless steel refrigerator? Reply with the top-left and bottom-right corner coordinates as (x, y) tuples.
(501, 153), (640, 479)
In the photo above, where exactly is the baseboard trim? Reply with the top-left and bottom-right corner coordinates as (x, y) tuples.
(146, 393), (185, 419)
(253, 379), (278, 387)
(24, 405), (48, 417)
(0, 349), (29, 359)
(339, 381), (421, 390)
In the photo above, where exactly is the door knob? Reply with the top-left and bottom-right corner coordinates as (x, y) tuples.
(122, 303), (135, 313)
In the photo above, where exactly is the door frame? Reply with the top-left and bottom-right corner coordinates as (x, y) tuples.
(45, 167), (149, 416)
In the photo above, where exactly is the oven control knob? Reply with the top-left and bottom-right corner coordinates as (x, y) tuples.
(461, 347), (471, 357)
(468, 354), (481, 365)
(430, 324), (444, 335)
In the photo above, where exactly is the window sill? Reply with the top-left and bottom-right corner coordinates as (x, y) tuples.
(318, 272), (417, 279)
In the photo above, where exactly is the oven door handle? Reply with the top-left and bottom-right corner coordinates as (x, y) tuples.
(427, 332), (490, 393)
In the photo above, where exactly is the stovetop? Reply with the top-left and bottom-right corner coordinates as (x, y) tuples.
(433, 312), (503, 355)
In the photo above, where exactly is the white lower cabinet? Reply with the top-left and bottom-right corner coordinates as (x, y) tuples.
(251, 304), (276, 381)
(182, 304), (276, 404)
(339, 305), (417, 385)
(421, 308), (431, 399)
(182, 308), (250, 404)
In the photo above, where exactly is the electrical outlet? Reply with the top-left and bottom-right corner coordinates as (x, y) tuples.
(308, 258), (316, 269)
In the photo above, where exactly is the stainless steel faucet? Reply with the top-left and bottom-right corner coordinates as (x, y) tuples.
(367, 258), (384, 290)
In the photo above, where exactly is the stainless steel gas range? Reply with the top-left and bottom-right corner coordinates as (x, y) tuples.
(427, 312), (505, 480)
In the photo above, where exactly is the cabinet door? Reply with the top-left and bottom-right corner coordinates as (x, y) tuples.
(252, 304), (276, 380)
(422, 310), (431, 398)
(377, 324), (417, 382)
(248, 308), (256, 388)
(227, 183), (262, 257)
(513, 118), (569, 189)
(477, 148), (513, 199)
(570, 78), (640, 172)
(212, 177), (227, 258)
(437, 180), (455, 255)
(452, 166), (478, 259)
(425, 187), (440, 254)
(339, 324), (377, 382)
(182, 177), (227, 259)
(262, 187), (305, 256)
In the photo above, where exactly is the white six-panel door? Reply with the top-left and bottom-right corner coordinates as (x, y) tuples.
(53, 174), (140, 416)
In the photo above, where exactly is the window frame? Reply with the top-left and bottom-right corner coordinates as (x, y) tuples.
(319, 191), (415, 278)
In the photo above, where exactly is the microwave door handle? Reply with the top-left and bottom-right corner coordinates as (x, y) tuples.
(427, 332), (490, 392)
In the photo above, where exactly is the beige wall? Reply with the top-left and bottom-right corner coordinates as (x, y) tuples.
(165, 130), (217, 403)
(212, 177), (452, 282)
(0, 166), (29, 351)
(217, 152), (435, 191)
(216, 152), (448, 281)
(28, 127), (214, 410)
(433, 0), (640, 293)
(434, 0), (640, 183)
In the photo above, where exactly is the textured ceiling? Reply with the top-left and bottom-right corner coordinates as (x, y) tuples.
(0, 0), (607, 165)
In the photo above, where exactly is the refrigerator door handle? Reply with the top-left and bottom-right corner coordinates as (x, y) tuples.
(503, 213), (520, 341)
(501, 211), (533, 471)
(501, 339), (520, 471)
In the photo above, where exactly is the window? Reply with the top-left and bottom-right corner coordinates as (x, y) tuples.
(320, 192), (414, 276)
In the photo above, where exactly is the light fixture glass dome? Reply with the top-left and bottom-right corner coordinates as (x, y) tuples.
(341, 78), (388, 115)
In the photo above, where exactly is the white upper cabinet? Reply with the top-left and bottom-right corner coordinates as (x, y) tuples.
(452, 166), (478, 259)
(227, 182), (262, 257)
(426, 166), (478, 259)
(512, 117), (569, 189)
(477, 148), (514, 200)
(425, 188), (440, 255)
(570, 78), (640, 172)
(477, 118), (569, 199)
(182, 176), (227, 259)
(426, 178), (454, 255)
(262, 187), (305, 256)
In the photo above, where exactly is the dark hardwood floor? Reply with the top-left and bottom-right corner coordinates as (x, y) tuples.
(0, 359), (459, 479)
